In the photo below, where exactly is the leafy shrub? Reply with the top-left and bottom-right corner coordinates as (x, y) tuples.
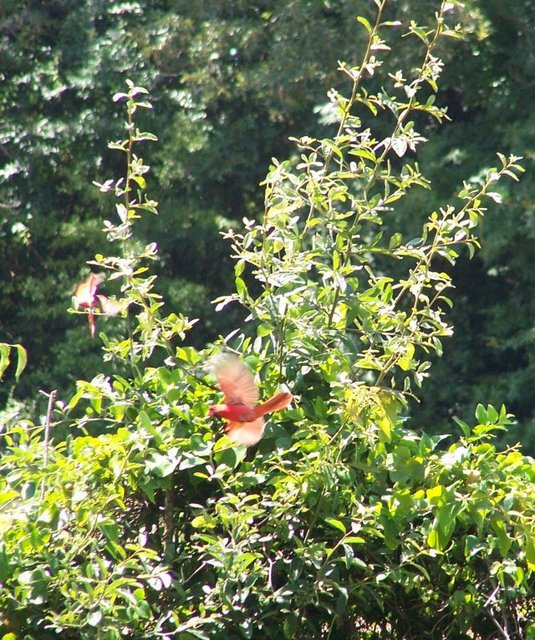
(0, 4), (533, 640)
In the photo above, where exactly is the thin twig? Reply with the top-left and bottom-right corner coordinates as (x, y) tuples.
(484, 585), (511, 640)
(40, 389), (57, 499)
(163, 482), (175, 560)
(484, 585), (500, 608)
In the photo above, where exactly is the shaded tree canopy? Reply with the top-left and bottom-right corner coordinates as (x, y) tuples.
(0, 0), (534, 451)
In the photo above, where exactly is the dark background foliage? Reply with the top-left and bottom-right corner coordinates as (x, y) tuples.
(0, 0), (533, 451)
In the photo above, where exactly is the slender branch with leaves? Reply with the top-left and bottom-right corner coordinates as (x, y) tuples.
(91, 80), (196, 366)
(218, 0), (523, 412)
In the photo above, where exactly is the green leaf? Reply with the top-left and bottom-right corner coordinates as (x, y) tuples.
(0, 344), (10, 379)
(14, 345), (27, 380)
(475, 403), (487, 424)
(452, 416), (470, 436)
(426, 485), (444, 504)
(381, 515), (399, 550)
(213, 444), (247, 469)
(324, 518), (347, 534)
(389, 232), (402, 249)
(356, 16), (372, 34)
(138, 410), (162, 444)
(426, 527), (440, 551)
(398, 343), (415, 371)
(235, 276), (248, 298)
(322, 138), (343, 159)
(132, 175), (147, 189)
(191, 514), (215, 530)
(87, 610), (103, 626)
(491, 519), (512, 556)
(465, 535), (486, 559)
(257, 323), (273, 337)
(283, 614), (300, 640)
(145, 451), (180, 477)
(349, 148), (377, 162)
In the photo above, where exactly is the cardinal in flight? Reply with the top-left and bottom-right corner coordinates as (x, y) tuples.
(72, 273), (125, 338)
(208, 355), (292, 446)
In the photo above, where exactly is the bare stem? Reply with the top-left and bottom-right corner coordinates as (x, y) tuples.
(40, 389), (57, 499)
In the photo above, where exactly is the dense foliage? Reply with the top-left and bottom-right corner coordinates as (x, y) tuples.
(0, 3), (533, 639)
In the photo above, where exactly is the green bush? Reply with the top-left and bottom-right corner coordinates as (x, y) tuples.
(0, 4), (533, 639)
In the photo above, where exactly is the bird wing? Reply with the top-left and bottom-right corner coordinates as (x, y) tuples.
(225, 417), (265, 446)
(95, 294), (126, 316)
(213, 355), (259, 407)
(73, 273), (104, 309)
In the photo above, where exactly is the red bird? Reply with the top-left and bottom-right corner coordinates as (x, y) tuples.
(209, 355), (292, 446)
(72, 273), (124, 338)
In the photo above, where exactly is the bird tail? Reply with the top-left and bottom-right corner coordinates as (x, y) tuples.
(254, 391), (292, 418)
